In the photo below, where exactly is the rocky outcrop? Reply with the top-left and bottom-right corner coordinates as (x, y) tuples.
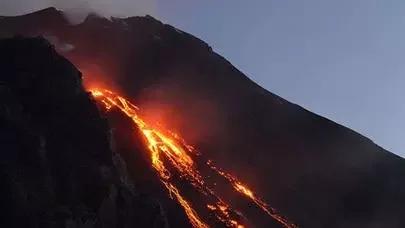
(0, 37), (167, 228)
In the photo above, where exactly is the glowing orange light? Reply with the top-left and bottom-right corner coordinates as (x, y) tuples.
(207, 161), (297, 228)
(90, 88), (297, 228)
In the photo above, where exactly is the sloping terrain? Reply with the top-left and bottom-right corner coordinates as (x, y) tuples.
(0, 37), (168, 227)
(0, 36), (290, 228)
(1, 8), (405, 227)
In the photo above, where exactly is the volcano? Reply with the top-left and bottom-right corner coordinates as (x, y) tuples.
(1, 7), (405, 228)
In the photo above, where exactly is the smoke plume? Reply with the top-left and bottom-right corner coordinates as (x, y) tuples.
(0, 0), (156, 23)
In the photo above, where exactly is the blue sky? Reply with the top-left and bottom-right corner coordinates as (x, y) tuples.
(156, 0), (405, 157)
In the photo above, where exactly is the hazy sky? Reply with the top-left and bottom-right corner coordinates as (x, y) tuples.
(156, 0), (405, 157)
(1, 1), (404, 157)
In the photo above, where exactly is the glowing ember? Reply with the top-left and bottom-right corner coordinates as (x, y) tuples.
(89, 88), (297, 228)
(207, 160), (297, 228)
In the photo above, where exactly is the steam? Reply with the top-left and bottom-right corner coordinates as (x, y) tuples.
(0, 0), (156, 23)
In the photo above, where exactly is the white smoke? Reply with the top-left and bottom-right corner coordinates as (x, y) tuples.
(0, 0), (156, 23)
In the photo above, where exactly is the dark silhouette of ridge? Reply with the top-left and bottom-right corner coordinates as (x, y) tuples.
(0, 36), (168, 228)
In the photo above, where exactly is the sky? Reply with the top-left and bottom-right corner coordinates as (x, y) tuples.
(0, 0), (404, 157)
(155, 0), (405, 157)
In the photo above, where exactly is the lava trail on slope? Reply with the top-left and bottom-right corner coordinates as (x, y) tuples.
(90, 88), (297, 228)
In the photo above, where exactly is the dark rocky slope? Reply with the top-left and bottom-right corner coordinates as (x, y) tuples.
(0, 37), (168, 228)
(1, 8), (405, 227)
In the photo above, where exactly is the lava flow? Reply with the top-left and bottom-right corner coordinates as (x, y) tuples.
(90, 88), (297, 228)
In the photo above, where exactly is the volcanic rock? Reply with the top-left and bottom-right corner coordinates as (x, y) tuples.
(0, 36), (168, 228)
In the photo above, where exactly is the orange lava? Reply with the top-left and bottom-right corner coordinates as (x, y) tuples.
(207, 161), (297, 228)
(90, 88), (297, 228)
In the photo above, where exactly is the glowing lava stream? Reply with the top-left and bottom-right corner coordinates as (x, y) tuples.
(90, 88), (297, 228)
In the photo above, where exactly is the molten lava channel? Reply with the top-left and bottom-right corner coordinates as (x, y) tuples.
(90, 88), (297, 228)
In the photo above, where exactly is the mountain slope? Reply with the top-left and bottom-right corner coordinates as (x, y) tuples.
(0, 36), (168, 227)
(1, 8), (405, 227)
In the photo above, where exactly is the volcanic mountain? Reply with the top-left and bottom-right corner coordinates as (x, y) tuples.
(1, 7), (405, 228)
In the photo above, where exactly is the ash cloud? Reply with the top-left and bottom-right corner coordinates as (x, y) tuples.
(0, 0), (156, 23)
